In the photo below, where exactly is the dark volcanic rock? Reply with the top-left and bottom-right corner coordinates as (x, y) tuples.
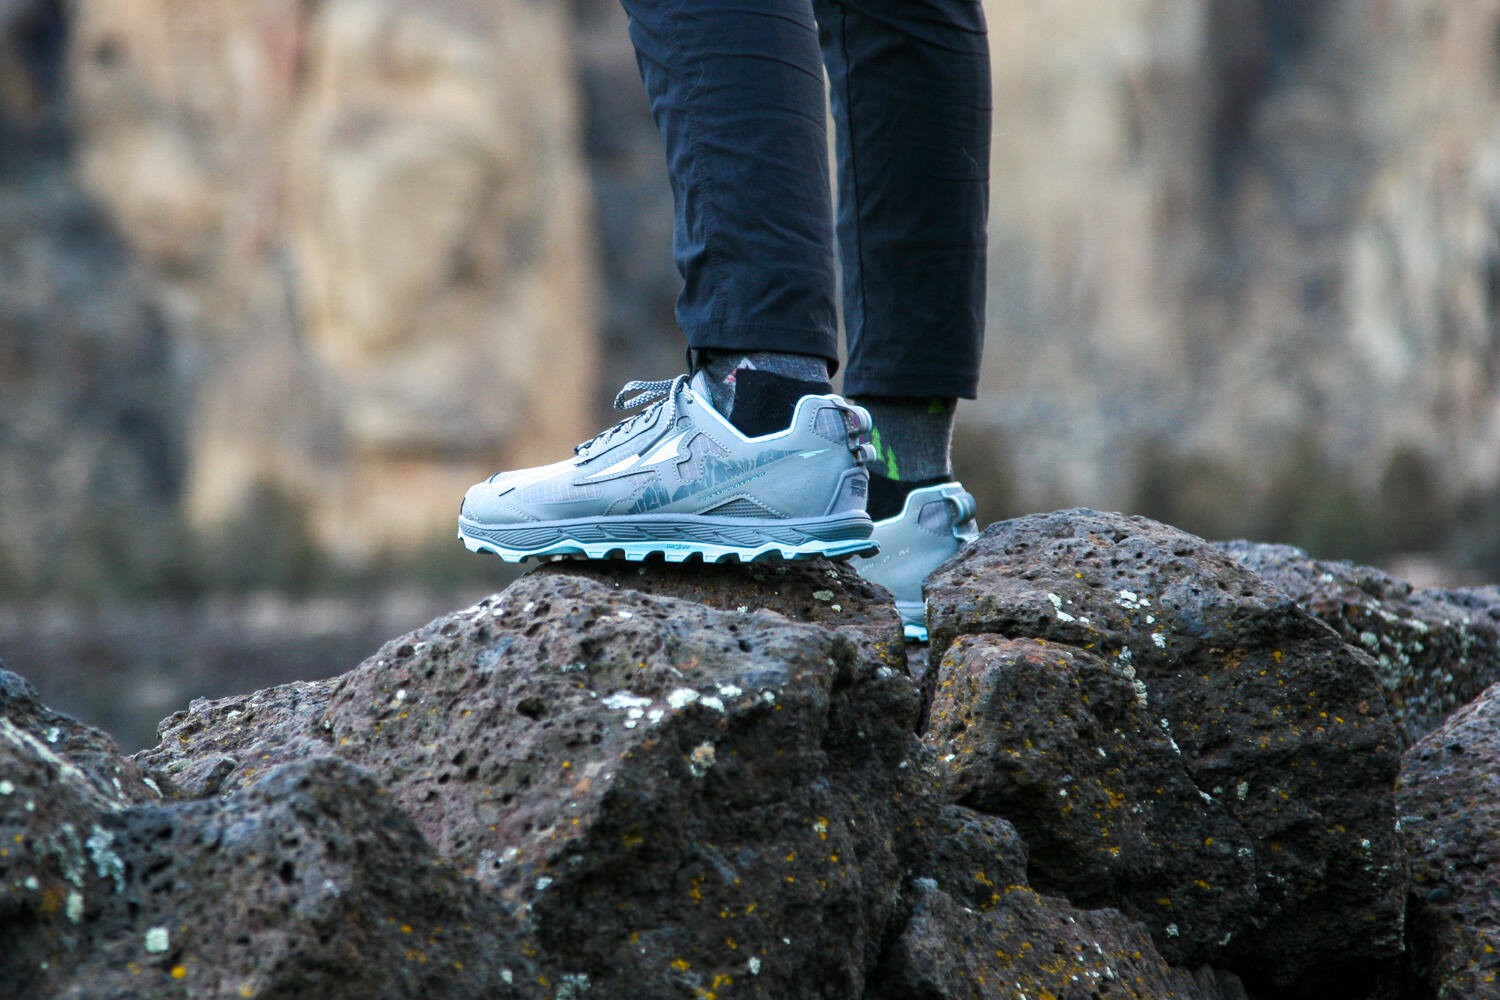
(138, 569), (932, 1000)
(927, 636), (1257, 962)
(52, 758), (535, 1000)
(873, 802), (1243, 999)
(1218, 541), (1500, 744)
(1397, 680), (1500, 1000)
(535, 556), (908, 675)
(911, 805), (1031, 910)
(869, 881), (1214, 1000)
(2, 666), (532, 1000)
(1, 667), (163, 998)
(924, 510), (1407, 998)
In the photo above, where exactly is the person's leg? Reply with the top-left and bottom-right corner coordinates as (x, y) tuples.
(621, 0), (839, 427)
(458, 0), (879, 565)
(815, 0), (991, 516)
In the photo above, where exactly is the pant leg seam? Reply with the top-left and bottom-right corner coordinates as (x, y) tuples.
(837, 5), (871, 357)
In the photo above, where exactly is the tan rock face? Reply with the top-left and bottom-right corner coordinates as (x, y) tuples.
(68, 0), (597, 567)
(32, 0), (1500, 582)
(972, 0), (1500, 555)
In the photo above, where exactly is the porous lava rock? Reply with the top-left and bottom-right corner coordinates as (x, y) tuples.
(136, 569), (932, 999)
(1397, 680), (1500, 1000)
(1218, 541), (1500, 744)
(926, 636), (1257, 962)
(2, 666), (533, 1000)
(55, 758), (536, 1000)
(923, 510), (1408, 998)
(867, 803), (1249, 999)
(1, 667), (163, 998)
(532, 556), (908, 675)
(870, 880), (1214, 1000)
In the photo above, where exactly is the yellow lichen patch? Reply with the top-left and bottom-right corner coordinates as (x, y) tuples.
(670, 958), (691, 972)
(38, 883), (67, 915)
(400, 924), (413, 935)
(171, 965), (187, 980)
(239, 985), (257, 998)
(623, 831), (644, 849)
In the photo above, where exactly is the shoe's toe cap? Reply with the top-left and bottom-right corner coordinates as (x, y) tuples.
(461, 478), (522, 524)
(460, 459), (576, 524)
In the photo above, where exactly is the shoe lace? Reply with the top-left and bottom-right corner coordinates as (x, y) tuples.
(574, 374), (690, 458)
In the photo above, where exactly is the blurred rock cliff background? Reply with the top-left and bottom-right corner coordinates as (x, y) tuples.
(2, 0), (1498, 745)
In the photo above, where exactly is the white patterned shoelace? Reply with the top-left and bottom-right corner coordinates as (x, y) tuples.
(575, 374), (690, 458)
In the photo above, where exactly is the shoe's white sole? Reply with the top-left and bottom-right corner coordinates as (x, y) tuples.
(458, 510), (877, 564)
(459, 531), (877, 564)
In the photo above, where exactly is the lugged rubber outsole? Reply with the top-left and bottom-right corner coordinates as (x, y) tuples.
(458, 529), (878, 564)
(458, 510), (877, 564)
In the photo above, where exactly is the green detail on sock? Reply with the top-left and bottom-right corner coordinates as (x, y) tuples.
(870, 428), (901, 480)
(927, 398), (949, 415)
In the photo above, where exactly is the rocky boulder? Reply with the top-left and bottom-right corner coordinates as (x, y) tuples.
(924, 510), (1408, 997)
(1219, 541), (1500, 744)
(1397, 680), (1500, 1000)
(18, 510), (1500, 999)
(133, 566), (930, 999)
(2, 665), (535, 999)
(868, 804), (1249, 1000)
(1, 669), (160, 997)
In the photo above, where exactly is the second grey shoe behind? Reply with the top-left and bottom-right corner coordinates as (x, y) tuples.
(852, 482), (978, 640)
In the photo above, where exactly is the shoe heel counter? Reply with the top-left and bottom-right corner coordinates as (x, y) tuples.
(826, 466), (870, 516)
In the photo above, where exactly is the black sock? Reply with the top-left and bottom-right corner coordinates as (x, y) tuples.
(867, 472), (951, 521)
(698, 351), (831, 417)
(727, 369), (832, 437)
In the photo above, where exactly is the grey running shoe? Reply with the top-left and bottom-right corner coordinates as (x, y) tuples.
(852, 482), (978, 641)
(458, 372), (879, 563)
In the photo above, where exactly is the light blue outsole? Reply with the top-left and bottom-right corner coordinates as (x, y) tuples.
(459, 530), (878, 564)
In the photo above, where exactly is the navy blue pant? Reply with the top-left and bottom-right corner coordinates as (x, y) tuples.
(621, 0), (991, 399)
